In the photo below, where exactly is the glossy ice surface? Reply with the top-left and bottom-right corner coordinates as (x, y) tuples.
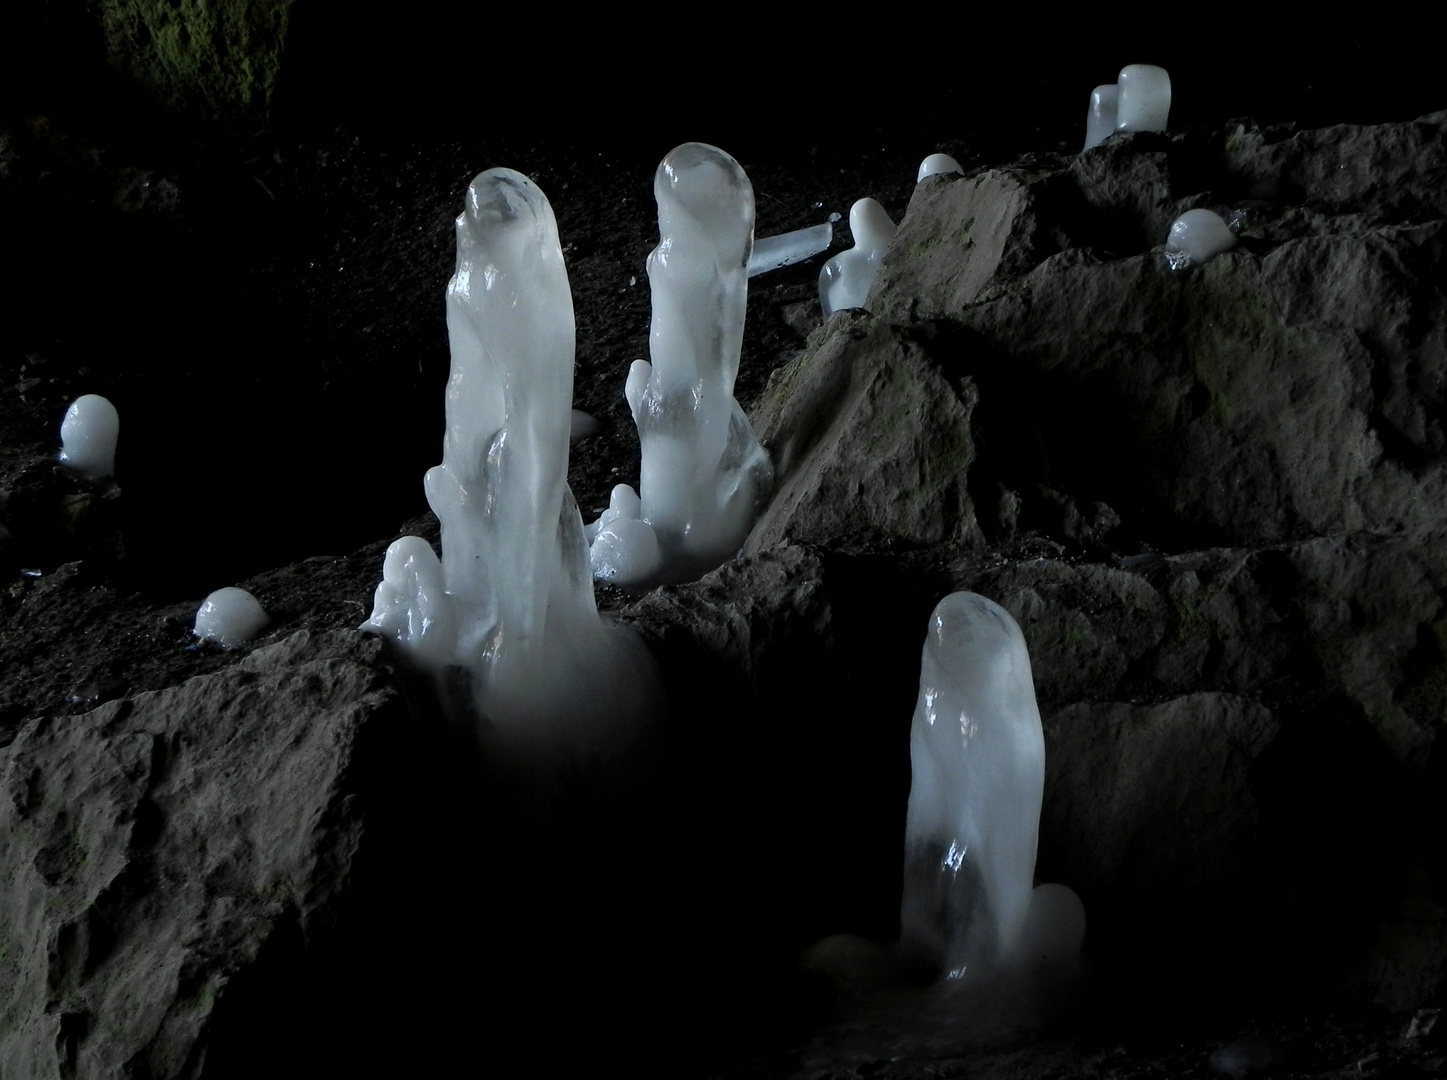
(58, 394), (119, 479)
(819, 198), (897, 316)
(588, 143), (773, 587)
(194, 587), (268, 648)
(901, 593), (1051, 979)
(1116, 64), (1171, 133)
(1165, 208), (1237, 268)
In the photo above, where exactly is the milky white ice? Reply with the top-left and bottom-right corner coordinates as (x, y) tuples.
(194, 587), (268, 647)
(1165, 208), (1236, 268)
(900, 592), (1084, 982)
(587, 143), (773, 587)
(747, 222), (833, 277)
(917, 153), (963, 182)
(1082, 84), (1118, 150)
(1116, 64), (1170, 133)
(364, 168), (657, 757)
(818, 198), (897, 316)
(58, 394), (119, 479)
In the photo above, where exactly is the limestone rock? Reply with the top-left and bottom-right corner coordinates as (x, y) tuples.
(746, 313), (983, 553)
(0, 630), (406, 1079)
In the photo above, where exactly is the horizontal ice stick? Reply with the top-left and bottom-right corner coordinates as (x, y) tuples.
(747, 223), (833, 276)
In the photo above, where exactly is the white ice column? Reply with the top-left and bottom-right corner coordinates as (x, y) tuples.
(900, 592), (1046, 981)
(603, 142), (772, 585)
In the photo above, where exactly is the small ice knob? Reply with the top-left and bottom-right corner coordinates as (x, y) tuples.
(194, 587), (269, 648)
(1165, 208), (1236, 268)
(58, 394), (119, 479)
(1083, 84), (1118, 150)
(917, 153), (963, 182)
(1116, 64), (1171, 133)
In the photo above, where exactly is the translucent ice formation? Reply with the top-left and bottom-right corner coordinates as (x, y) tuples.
(364, 168), (657, 753)
(1165, 208), (1237, 268)
(363, 536), (456, 669)
(194, 587), (268, 647)
(586, 143), (774, 588)
(819, 198), (897, 316)
(748, 222), (833, 277)
(58, 394), (119, 478)
(1082, 84), (1118, 150)
(917, 153), (963, 182)
(900, 592), (1084, 982)
(1116, 64), (1171, 133)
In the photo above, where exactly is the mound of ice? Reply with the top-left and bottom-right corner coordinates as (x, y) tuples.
(917, 153), (963, 182)
(900, 592), (1084, 982)
(819, 198), (896, 316)
(58, 394), (119, 479)
(1165, 208), (1237, 269)
(586, 143), (774, 588)
(194, 587), (268, 647)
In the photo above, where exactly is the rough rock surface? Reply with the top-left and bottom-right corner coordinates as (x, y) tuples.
(0, 630), (407, 1078)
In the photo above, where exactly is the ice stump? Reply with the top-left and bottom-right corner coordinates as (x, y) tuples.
(818, 198), (896, 316)
(1116, 64), (1171, 133)
(364, 168), (657, 760)
(587, 143), (773, 588)
(900, 592), (1084, 983)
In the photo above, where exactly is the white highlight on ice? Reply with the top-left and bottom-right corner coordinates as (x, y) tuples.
(58, 394), (119, 479)
(917, 153), (963, 182)
(1165, 208), (1237, 269)
(747, 222), (833, 277)
(1116, 64), (1171, 133)
(194, 587), (268, 647)
(818, 198), (897, 316)
(901, 592), (1084, 982)
(363, 167), (658, 754)
(1083, 84), (1118, 150)
(587, 143), (773, 588)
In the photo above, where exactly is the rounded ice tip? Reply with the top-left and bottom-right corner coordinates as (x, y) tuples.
(59, 394), (119, 479)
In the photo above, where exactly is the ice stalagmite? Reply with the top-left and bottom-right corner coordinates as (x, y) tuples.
(900, 592), (1083, 984)
(588, 143), (773, 587)
(365, 169), (656, 758)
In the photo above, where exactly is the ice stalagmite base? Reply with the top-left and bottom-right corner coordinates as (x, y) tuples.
(587, 143), (773, 587)
(900, 592), (1084, 986)
(364, 169), (657, 763)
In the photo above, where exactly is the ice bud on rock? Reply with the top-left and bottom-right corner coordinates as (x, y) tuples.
(819, 198), (897, 316)
(1116, 64), (1171, 133)
(194, 587), (268, 647)
(361, 536), (456, 668)
(1083, 84), (1118, 150)
(1165, 208), (1236, 269)
(900, 592), (1083, 983)
(917, 153), (963, 182)
(58, 394), (119, 479)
